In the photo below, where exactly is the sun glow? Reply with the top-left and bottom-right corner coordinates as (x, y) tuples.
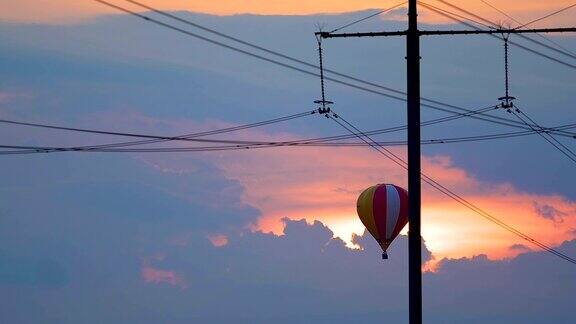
(2, 0), (575, 27)
(216, 145), (576, 262)
(118, 111), (576, 263)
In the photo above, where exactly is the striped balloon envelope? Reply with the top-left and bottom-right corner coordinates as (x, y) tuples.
(356, 184), (409, 259)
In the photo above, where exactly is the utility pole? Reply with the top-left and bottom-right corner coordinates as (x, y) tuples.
(406, 1), (422, 323)
(316, 2), (575, 323)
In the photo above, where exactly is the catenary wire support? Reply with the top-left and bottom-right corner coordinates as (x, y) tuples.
(315, 32), (333, 116)
(498, 34), (516, 110)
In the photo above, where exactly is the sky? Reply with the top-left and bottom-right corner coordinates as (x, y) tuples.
(1, 0), (576, 323)
(1, 0), (575, 25)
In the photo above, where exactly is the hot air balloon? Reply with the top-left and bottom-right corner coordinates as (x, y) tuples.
(357, 184), (409, 259)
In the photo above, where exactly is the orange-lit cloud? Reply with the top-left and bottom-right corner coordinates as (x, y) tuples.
(113, 110), (576, 263)
(141, 265), (187, 288)
(1, 0), (575, 27)
(141, 254), (187, 288)
(207, 233), (229, 247)
(214, 142), (576, 262)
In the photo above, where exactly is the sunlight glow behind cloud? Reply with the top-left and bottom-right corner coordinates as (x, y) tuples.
(97, 110), (576, 263)
(213, 133), (576, 262)
(1, 0), (575, 27)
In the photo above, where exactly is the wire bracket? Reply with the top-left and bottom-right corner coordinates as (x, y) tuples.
(315, 32), (334, 116)
(498, 34), (516, 110)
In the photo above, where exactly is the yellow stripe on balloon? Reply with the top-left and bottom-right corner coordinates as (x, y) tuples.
(356, 185), (380, 241)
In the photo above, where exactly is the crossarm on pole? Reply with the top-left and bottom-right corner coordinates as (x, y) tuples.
(316, 27), (576, 39)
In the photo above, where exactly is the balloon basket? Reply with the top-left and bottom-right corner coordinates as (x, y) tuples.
(382, 252), (388, 260)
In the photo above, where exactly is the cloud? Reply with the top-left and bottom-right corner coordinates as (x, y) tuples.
(533, 201), (569, 222)
(0, 147), (573, 322)
(141, 266), (187, 289)
(508, 243), (532, 253)
(1, 205), (575, 323)
(2, 0), (575, 27)
(0, 90), (31, 104)
(211, 131), (576, 261)
(207, 234), (229, 247)
(6, 103), (573, 263)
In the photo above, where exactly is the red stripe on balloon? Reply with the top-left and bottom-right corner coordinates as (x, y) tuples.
(372, 184), (388, 241)
(391, 185), (409, 239)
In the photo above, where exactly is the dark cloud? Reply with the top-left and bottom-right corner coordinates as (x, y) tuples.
(0, 154), (260, 233)
(509, 243), (531, 253)
(533, 201), (567, 222)
(1, 205), (575, 323)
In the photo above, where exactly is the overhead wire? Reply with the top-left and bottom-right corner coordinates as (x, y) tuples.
(92, 0), (576, 138)
(419, 1), (576, 69)
(1, 105), (575, 155)
(479, 0), (576, 58)
(326, 109), (576, 266)
(59, 111), (316, 150)
(510, 105), (576, 164)
(2, 107), (576, 155)
(478, 0), (518, 24)
(515, 3), (576, 30)
(3, 124), (576, 154)
(436, 0), (576, 61)
(2, 1), (572, 154)
(0, 110), (317, 149)
(4, 124), (576, 153)
(119, 0), (415, 102)
(0, 105), (497, 153)
(426, 1), (495, 29)
(429, 0), (576, 163)
(328, 1), (407, 33)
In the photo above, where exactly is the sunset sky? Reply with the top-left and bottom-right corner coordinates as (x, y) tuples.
(1, 0), (575, 26)
(1, 0), (575, 323)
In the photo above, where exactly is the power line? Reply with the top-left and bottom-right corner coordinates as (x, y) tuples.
(111, 1), (575, 142)
(3, 107), (575, 155)
(0, 105), (496, 153)
(437, 0), (576, 163)
(0, 104), (548, 151)
(0, 110), (317, 148)
(66, 112), (316, 150)
(3, 2), (572, 154)
(517, 107), (576, 157)
(427, 1), (494, 29)
(120, 0), (415, 101)
(437, 0), (576, 61)
(479, 0), (576, 58)
(93, 0), (576, 138)
(478, 0), (517, 25)
(329, 1), (407, 33)
(428, 0), (576, 62)
(4, 124), (576, 154)
(326, 109), (576, 266)
(516, 3), (576, 30)
(420, 1), (576, 68)
(510, 106), (576, 164)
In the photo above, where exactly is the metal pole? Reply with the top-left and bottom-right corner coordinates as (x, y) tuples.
(407, 1), (422, 323)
